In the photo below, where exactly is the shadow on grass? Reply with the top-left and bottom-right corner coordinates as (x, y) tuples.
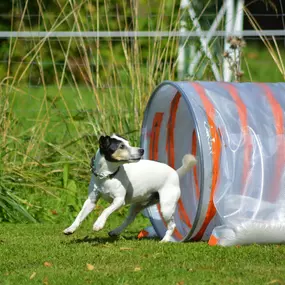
(68, 233), (159, 245)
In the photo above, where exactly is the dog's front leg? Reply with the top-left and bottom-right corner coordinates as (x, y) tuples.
(63, 195), (99, 235)
(63, 178), (100, 235)
(93, 197), (125, 232)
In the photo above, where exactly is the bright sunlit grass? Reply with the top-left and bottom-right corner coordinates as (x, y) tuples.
(1, 221), (285, 285)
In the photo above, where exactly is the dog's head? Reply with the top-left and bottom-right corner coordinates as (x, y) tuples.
(99, 134), (144, 163)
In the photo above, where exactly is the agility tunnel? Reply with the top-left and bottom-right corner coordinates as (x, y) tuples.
(140, 81), (285, 246)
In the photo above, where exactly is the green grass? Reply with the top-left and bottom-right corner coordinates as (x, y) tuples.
(8, 84), (141, 146)
(1, 219), (285, 285)
(242, 43), (285, 82)
(0, 83), (144, 224)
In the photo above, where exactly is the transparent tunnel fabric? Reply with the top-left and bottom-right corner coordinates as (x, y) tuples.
(140, 81), (285, 245)
(204, 82), (285, 246)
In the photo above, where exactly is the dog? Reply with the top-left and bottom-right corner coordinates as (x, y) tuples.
(63, 134), (197, 242)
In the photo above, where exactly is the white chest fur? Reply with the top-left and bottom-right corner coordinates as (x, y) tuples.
(93, 177), (125, 203)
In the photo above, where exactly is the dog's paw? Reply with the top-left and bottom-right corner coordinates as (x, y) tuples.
(159, 239), (169, 243)
(63, 227), (76, 235)
(93, 224), (103, 232)
(160, 236), (172, 243)
(93, 219), (105, 232)
(108, 230), (120, 237)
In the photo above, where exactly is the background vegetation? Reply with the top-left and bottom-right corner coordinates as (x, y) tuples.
(0, 0), (284, 225)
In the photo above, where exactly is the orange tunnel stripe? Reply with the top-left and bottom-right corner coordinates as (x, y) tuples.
(149, 112), (183, 240)
(190, 82), (222, 241)
(166, 93), (181, 167)
(149, 112), (164, 161)
(166, 93), (192, 229)
(221, 83), (252, 195)
(258, 83), (285, 202)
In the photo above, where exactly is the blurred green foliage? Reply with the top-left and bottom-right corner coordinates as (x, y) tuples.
(0, 0), (226, 85)
(0, 0), (181, 85)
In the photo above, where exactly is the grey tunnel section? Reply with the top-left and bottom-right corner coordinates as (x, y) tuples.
(141, 81), (285, 244)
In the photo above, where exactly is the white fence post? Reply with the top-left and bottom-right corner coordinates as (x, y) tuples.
(178, 0), (245, 82)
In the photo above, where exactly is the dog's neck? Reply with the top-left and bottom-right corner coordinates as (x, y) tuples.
(93, 150), (121, 179)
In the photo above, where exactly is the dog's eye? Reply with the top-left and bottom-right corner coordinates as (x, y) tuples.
(119, 144), (125, 149)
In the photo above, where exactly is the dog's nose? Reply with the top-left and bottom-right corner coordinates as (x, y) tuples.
(139, 148), (144, 155)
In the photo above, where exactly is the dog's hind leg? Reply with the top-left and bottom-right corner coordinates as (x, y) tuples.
(108, 193), (159, 237)
(160, 216), (176, 242)
(159, 186), (180, 242)
(108, 203), (143, 237)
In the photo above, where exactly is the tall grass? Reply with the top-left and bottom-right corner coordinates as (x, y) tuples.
(1, 0), (284, 222)
(244, 6), (285, 80)
(0, 0), (185, 222)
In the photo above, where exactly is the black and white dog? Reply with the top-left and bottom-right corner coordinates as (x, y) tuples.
(63, 134), (196, 242)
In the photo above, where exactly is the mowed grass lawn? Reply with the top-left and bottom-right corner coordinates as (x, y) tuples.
(1, 217), (285, 285)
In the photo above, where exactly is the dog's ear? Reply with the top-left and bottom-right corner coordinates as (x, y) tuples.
(99, 135), (110, 151)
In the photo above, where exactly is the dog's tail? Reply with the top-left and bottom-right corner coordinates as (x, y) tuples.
(176, 154), (197, 178)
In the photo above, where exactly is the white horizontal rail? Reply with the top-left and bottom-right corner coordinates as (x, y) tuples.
(0, 30), (284, 38)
